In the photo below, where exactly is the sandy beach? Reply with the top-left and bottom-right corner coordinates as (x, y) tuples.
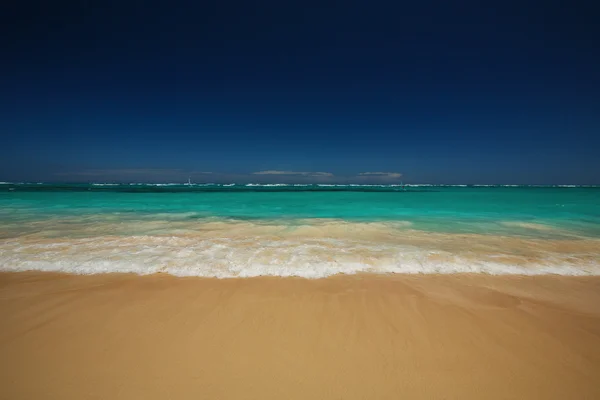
(1, 272), (599, 399)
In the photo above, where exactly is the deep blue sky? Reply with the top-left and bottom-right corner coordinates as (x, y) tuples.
(2, 0), (599, 184)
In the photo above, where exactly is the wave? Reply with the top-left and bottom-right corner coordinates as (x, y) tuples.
(2, 232), (599, 278)
(3, 182), (599, 188)
(245, 183), (290, 187)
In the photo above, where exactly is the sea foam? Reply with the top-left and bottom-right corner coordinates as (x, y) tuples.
(1, 233), (599, 278)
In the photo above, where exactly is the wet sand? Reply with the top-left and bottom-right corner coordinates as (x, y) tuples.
(1, 272), (599, 399)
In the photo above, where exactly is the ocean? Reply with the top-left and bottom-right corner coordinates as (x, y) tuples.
(1, 183), (599, 277)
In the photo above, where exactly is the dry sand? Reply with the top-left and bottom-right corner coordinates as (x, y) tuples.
(1, 272), (599, 399)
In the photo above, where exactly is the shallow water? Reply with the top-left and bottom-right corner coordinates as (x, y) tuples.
(1, 183), (599, 277)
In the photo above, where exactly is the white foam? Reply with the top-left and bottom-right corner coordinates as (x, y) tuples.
(1, 236), (598, 278)
(244, 183), (293, 187)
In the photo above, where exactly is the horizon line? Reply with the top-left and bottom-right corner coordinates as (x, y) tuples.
(1, 182), (599, 187)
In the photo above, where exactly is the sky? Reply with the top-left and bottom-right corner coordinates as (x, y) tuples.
(2, 0), (599, 184)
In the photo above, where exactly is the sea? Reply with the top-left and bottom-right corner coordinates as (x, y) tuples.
(1, 182), (599, 278)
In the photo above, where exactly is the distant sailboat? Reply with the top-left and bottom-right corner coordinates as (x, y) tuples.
(187, 176), (192, 185)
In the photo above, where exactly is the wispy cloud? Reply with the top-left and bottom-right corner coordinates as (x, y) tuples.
(358, 172), (403, 179)
(56, 169), (214, 177)
(57, 168), (187, 177)
(253, 170), (334, 177)
(53, 168), (404, 183)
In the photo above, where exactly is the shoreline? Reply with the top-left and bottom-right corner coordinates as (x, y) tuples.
(1, 271), (599, 399)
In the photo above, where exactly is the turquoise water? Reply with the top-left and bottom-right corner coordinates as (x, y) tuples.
(2, 183), (599, 236)
(1, 183), (599, 277)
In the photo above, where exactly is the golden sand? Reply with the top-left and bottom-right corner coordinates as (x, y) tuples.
(1, 272), (599, 399)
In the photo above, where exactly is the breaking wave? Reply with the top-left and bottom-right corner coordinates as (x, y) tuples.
(2, 220), (599, 278)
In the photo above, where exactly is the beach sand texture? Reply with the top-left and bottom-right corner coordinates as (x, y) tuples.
(1, 272), (599, 399)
